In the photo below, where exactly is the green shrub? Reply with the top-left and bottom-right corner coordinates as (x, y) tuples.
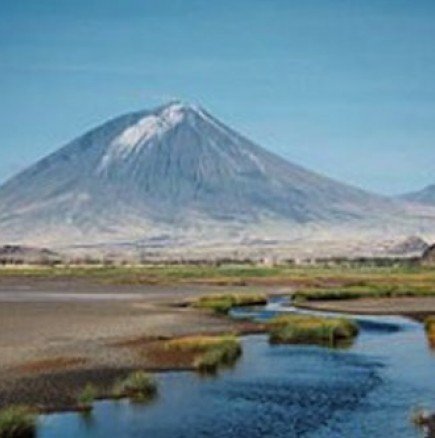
(77, 384), (96, 410)
(0, 406), (36, 438)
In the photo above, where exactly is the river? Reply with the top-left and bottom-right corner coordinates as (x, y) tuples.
(37, 298), (435, 437)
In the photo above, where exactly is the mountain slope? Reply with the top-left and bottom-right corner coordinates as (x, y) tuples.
(0, 102), (421, 248)
(401, 184), (435, 206)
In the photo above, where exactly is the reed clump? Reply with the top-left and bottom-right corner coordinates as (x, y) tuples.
(411, 406), (435, 431)
(165, 335), (242, 373)
(424, 316), (435, 346)
(112, 371), (157, 401)
(268, 314), (359, 346)
(77, 383), (96, 411)
(0, 406), (36, 438)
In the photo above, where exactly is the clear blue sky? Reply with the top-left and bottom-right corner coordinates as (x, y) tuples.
(1, 0), (434, 195)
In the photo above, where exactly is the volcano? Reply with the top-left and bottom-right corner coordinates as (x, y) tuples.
(0, 101), (426, 251)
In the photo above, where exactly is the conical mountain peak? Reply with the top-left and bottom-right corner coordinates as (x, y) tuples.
(0, 101), (419, 248)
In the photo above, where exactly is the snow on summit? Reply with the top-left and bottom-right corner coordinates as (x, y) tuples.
(99, 102), (200, 169)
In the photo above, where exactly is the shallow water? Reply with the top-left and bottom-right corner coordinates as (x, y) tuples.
(38, 301), (435, 437)
(0, 291), (149, 302)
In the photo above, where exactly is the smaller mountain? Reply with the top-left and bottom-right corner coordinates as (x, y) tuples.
(0, 245), (61, 264)
(421, 243), (435, 266)
(388, 236), (429, 256)
(401, 184), (435, 206)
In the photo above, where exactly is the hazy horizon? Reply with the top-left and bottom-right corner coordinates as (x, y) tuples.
(1, 0), (435, 195)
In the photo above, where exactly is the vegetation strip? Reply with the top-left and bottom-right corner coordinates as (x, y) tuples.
(1, 264), (435, 289)
(293, 284), (435, 302)
(192, 293), (267, 314)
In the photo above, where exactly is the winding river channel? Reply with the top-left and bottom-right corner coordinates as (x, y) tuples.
(38, 298), (435, 437)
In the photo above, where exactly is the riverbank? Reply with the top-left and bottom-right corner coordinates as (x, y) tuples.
(1, 266), (435, 413)
(35, 313), (435, 438)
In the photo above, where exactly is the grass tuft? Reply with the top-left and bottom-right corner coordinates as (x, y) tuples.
(112, 371), (157, 401)
(411, 406), (432, 427)
(77, 384), (96, 411)
(0, 406), (36, 438)
(424, 316), (435, 346)
(166, 335), (242, 373)
(424, 316), (435, 333)
(268, 314), (359, 346)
